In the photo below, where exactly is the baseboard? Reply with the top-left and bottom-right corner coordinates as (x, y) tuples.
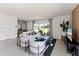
(0, 37), (17, 42)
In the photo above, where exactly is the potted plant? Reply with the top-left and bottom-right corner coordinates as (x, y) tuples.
(60, 21), (69, 36)
(60, 21), (69, 32)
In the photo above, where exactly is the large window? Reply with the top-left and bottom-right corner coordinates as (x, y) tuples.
(33, 20), (49, 35)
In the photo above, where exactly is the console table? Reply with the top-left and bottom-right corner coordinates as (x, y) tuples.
(61, 34), (78, 55)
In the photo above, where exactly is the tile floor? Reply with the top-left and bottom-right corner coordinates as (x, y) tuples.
(0, 39), (71, 56)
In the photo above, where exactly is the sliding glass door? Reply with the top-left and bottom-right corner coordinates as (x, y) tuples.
(33, 20), (49, 35)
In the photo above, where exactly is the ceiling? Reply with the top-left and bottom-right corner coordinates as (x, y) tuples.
(0, 3), (77, 20)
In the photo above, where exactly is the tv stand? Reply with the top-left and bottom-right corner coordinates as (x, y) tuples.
(61, 35), (76, 55)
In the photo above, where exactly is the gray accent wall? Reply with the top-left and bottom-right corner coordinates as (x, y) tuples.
(17, 20), (27, 30)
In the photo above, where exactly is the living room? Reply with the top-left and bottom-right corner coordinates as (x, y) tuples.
(0, 3), (78, 56)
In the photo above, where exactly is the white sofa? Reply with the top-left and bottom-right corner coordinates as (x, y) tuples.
(29, 36), (50, 55)
(19, 32), (30, 51)
(29, 38), (46, 55)
(19, 31), (38, 51)
(19, 32), (50, 55)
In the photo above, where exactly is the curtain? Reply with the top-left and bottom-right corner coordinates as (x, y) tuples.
(48, 19), (53, 38)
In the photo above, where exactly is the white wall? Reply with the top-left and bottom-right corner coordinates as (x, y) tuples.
(52, 15), (71, 39)
(27, 20), (33, 31)
(0, 14), (17, 41)
(34, 20), (49, 24)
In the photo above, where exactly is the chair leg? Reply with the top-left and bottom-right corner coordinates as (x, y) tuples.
(38, 45), (39, 56)
(20, 45), (21, 48)
(28, 40), (30, 55)
(72, 54), (74, 56)
(28, 47), (30, 55)
(25, 47), (27, 52)
(25, 42), (27, 52)
(19, 38), (21, 48)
